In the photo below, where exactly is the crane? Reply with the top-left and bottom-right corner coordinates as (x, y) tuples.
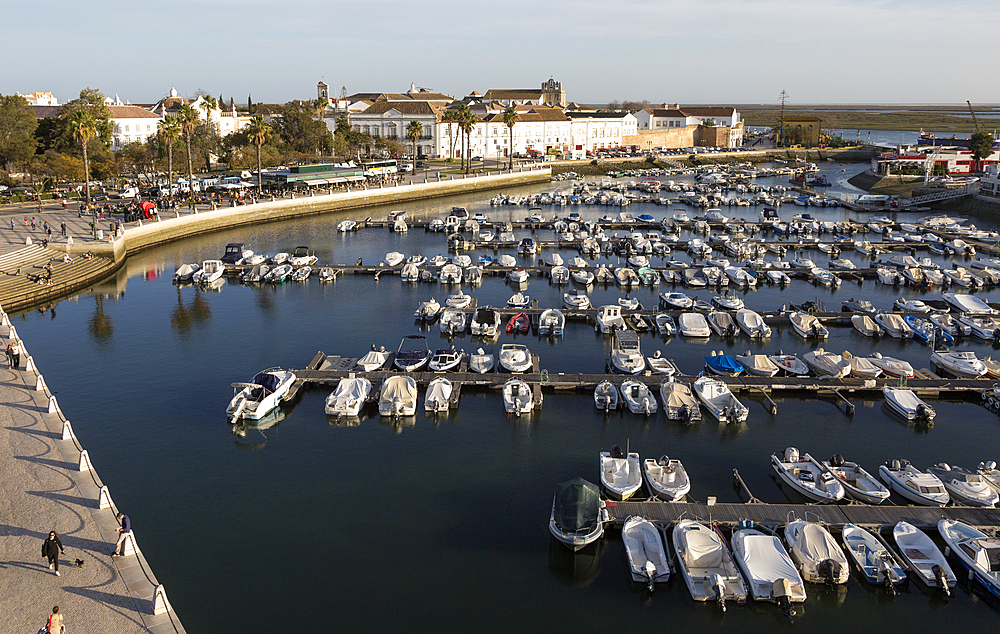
(967, 100), (983, 134)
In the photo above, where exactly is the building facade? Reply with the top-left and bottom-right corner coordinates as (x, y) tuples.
(780, 116), (821, 147)
(109, 106), (163, 150)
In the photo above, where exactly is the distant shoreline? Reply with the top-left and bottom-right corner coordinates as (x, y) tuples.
(739, 104), (991, 134)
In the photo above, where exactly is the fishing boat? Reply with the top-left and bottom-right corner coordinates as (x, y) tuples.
(802, 349), (851, 378)
(678, 312), (711, 337)
(428, 347), (463, 372)
(503, 378), (533, 415)
(538, 309), (565, 336)
(470, 307), (500, 337)
(867, 353), (914, 378)
(883, 386), (935, 421)
(937, 519), (1000, 599)
(600, 445), (642, 500)
(874, 312), (912, 338)
(643, 455), (690, 501)
(735, 309), (771, 338)
(378, 375), (417, 417)
(789, 312), (828, 339)
(595, 305), (626, 334)
(930, 349), (987, 378)
(926, 464), (999, 507)
(324, 377), (372, 418)
(841, 524), (906, 588)
(226, 368), (296, 422)
(734, 353), (780, 377)
(393, 336), (433, 372)
(498, 343), (532, 373)
(672, 520), (748, 610)
(620, 380), (657, 415)
(468, 348), (494, 374)
(768, 353), (809, 376)
(608, 330), (646, 375)
(548, 478), (606, 551)
(693, 375), (748, 423)
(821, 454), (890, 504)
(771, 448), (845, 503)
(704, 351), (744, 377)
(893, 521), (956, 593)
(594, 380), (619, 411)
(355, 346), (390, 372)
(879, 460), (950, 505)
(659, 378), (702, 423)
(784, 519), (850, 584)
(731, 524), (807, 615)
(622, 517), (671, 591)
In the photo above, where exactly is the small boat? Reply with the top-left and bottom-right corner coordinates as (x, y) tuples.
(942, 292), (995, 314)
(905, 316), (954, 345)
(843, 298), (876, 314)
(497, 254), (517, 268)
(979, 461), (1000, 494)
(659, 378), (702, 423)
(615, 267), (639, 288)
(439, 263), (463, 284)
(802, 349), (851, 378)
(867, 353), (914, 378)
(498, 343), (532, 373)
(548, 478), (606, 552)
(226, 368), (296, 422)
(893, 521), (956, 593)
(874, 312), (912, 338)
(880, 459), (949, 505)
(594, 380), (619, 411)
(263, 263), (292, 283)
(437, 308), (465, 334)
(270, 252), (289, 265)
(883, 386), (935, 421)
(678, 312), (711, 337)
(600, 445), (642, 499)
(673, 520), (748, 610)
(545, 253), (564, 267)
(400, 262), (420, 282)
(325, 377), (372, 417)
(563, 290), (591, 310)
(618, 296), (640, 311)
(620, 380), (657, 415)
(707, 311), (739, 337)
(241, 264), (269, 283)
(288, 246), (317, 267)
(960, 314), (1000, 339)
(735, 309), (771, 338)
(506, 267), (529, 284)
(424, 377), (453, 414)
(414, 298), (441, 322)
(894, 297), (932, 313)
(193, 259), (225, 285)
(393, 335), (432, 372)
(595, 305), (626, 334)
(821, 454), (890, 504)
(570, 268), (594, 285)
(378, 375), (417, 417)
(930, 313), (969, 337)
(654, 314), (676, 336)
(384, 251), (405, 267)
(937, 519), (1000, 599)
(445, 292), (472, 309)
(841, 524), (906, 588)
(771, 448), (845, 503)
(643, 455), (691, 501)
(839, 351), (883, 379)
(789, 311), (828, 339)
(926, 463), (999, 507)
(622, 516), (671, 591)
(428, 347), (463, 372)
(173, 263), (200, 282)
(468, 348), (494, 374)
(290, 266), (311, 281)
(693, 374), (748, 423)
(765, 270), (792, 285)
(337, 219), (357, 232)
(712, 292), (744, 311)
(930, 349), (987, 378)
(609, 330), (646, 375)
(769, 353), (809, 376)
(784, 519), (849, 584)
(734, 352), (780, 377)
(704, 351), (744, 377)
(505, 312), (530, 334)
(731, 525), (807, 615)
(538, 309), (565, 336)
(355, 346), (390, 372)
(503, 378), (533, 415)
(550, 266), (570, 284)
(470, 307), (500, 337)
(660, 291), (693, 310)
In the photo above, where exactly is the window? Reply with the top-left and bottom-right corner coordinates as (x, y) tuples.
(125, 125), (130, 132)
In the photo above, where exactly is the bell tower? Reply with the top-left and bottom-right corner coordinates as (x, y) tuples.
(317, 81), (329, 101)
(540, 78), (565, 108)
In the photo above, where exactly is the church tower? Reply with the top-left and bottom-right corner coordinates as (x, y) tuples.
(317, 81), (329, 102)
(540, 79), (566, 108)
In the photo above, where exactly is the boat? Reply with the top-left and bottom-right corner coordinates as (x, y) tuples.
(393, 336), (432, 372)
(241, 264), (269, 283)
(731, 524), (807, 615)
(414, 298), (441, 322)
(882, 386), (935, 421)
(867, 353), (914, 378)
(678, 312), (711, 337)
(841, 524), (906, 588)
(545, 253), (564, 267)
(906, 316), (954, 345)
(600, 445), (642, 499)
(706, 312), (739, 338)
(538, 309), (565, 336)
(930, 349), (987, 378)
(930, 313), (969, 337)
(608, 330), (645, 375)
(470, 307), (500, 337)
(704, 351), (744, 377)
(979, 461), (1000, 494)
(263, 264), (292, 283)
(821, 454), (890, 504)
(622, 516), (671, 591)
(288, 246), (317, 267)
(893, 521), (956, 593)
(620, 380), (657, 415)
(498, 343), (532, 373)
(221, 243), (252, 265)
(193, 259), (224, 285)
(879, 459), (950, 505)
(789, 312), (828, 339)
(942, 292), (995, 314)
(563, 290), (591, 310)
(876, 267), (904, 285)
(464, 267), (483, 285)
(802, 349), (851, 378)
(839, 351), (883, 379)
(874, 312), (912, 338)
(768, 353), (809, 376)
(502, 378), (533, 415)
(672, 520), (748, 610)
(400, 262), (420, 282)
(654, 314), (676, 336)
(173, 263), (200, 282)
(226, 368), (296, 422)
(618, 296), (640, 312)
(771, 448), (845, 503)
(926, 464), (999, 507)
(843, 298), (877, 315)
(337, 219), (357, 232)
(735, 309), (771, 338)
(765, 270), (792, 285)
(505, 312), (530, 334)
(894, 297), (932, 313)
(497, 254), (517, 268)
(424, 377), (453, 414)
(660, 291), (693, 310)
(784, 519), (850, 584)
(593, 380), (619, 412)
(659, 379), (702, 423)
(595, 305), (626, 334)
(693, 375), (748, 423)
(428, 347), (463, 372)
(324, 377), (372, 418)
(959, 314), (1000, 339)
(550, 266), (570, 284)
(615, 267), (639, 288)
(468, 348), (494, 374)
(643, 455), (691, 501)
(549, 478), (606, 551)
(734, 352), (780, 377)
(850, 314), (882, 337)
(378, 375), (417, 417)
(445, 292), (472, 309)
(384, 251), (405, 267)
(439, 263), (463, 284)
(355, 346), (390, 372)
(937, 519), (1000, 600)
(712, 292), (744, 311)
(290, 266), (311, 281)
(571, 268), (595, 285)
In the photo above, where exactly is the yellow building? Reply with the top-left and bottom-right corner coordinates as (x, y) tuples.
(780, 116), (821, 147)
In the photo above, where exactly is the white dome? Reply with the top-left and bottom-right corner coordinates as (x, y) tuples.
(169, 86), (178, 98)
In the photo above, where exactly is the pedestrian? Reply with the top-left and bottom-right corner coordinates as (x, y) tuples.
(41, 531), (64, 576)
(111, 513), (131, 556)
(9, 218), (13, 231)
(10, 340), (20, 369)
(5, 343), (12, 368)
(62, 200), (67, 210)
(61, 222), (67, 236)
(47, 606), (65, 634)
(31, 217), (35, 230)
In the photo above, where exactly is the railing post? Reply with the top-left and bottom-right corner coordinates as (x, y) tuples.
(80, 450), (94, 472)
(61, 420), (74, 441)
(153, 584), (173, 615)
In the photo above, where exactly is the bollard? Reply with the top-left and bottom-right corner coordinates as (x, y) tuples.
(80, 450), (94, 472)
(153, 584), (173, 615)
(47, 395), (59, 414)
(175, 210), (180, 218)
(67, 236), (73, 244)
(35, 374), (45, 391)
(25, 356), (36, 373)
(0, 312), (7, 327)
(137, 219), (142, 227)
(121, 531), (137, 557)
(9, 325), (17, 340)
(25, 236), (32, 245)
(61, 420), (74, 441)
(98, 485), (112, 508)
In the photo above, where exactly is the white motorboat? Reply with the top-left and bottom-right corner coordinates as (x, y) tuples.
(570, 269), (595, 285)
(290, 266), (311, 282)
(563, 290), (591, 310)
(893, 297), (931, 313)
(337, 219), (357, 232)
(378, 375), (417, 417)
(784, 519), (850, 584)
(538, 309), (565, 336)
(600, 446), (642, 500)
(394, 335), (433, 372)
(930, 349), (988, 378)
(879, 459), (950, 505)
(384, 251), (405, 267)
(615, 267), (639, 288)
(765, 270), (791, 285)
(241, 264), (269, 283)
(288, 246), (317, 267)
(445, 292), (472, 308)
(470, 307), (500, 337)
(867, 353), (914, 378)
(620, 380), (657, 415)
(672, 520), (748, 610)
(959, 314), (1000, 339)
(839, 351), (883, 379)
(226, 368), (296, 422)
(424, 377), (453, 414)
(771, 448), (845, 503)
(693, 374), (748, 423)
(851, 314), (882, 337)
(942, 292), (995, 314)
(263, 263), (292, 283)
(549, 478), (606, 552)
(654, 314), (676, 336)
(269, 252), (289, 265)
(428, 347), (463, 372)
(929, 313), (969, 337)
(926, 463), (999, 507)
(622, 516), (671, 591)
(734, 353), (780, 377)
(618, 296), (640, 312)
(660, 291), (693, 310)
(731, 526), (807, 615)
(400, 262), (420, 282)
(468, 348), (494, 374)
(769, 353), (809, 376)
(893, 521), (956, 593)
(193, 259), (224, 285)
(841, 524), (906, 588)
(595, 305), (626, 334)
(735, 309), (771, 338)
(712, 292), (744, 311)
(550, 265), (570, 284)
(643, 456), (691, 501)
(439, 263), (463, 284)
(659, 378), (701, 423)
(979, 461), (1000, 494)
(678, 312), (711, 337)
(882, 386), (935, 421)
(497, 254), (517, 268)
(874, 312), (912, 338)
(498, 343), (532, 373)
(821, 454), (890, 504)
(707, 311), (739, 337)
(439, 308), (468, 335)
(355, 346), (390, 372)
(414, 298), (441, 322)
(506, 292), (530, 309)
(173, 262), (200, 282)
(608, 330), (645, 375)
(545, 253), (564, 267)
(789, 311), (828, 339)
(937, 519), (1000, 600)
(802, 349), (850, 378)
(594, 380), (619, 411)
(877, 267), (904, 285)
(324, 376), (372, 418)
(502, 378), (533, 415)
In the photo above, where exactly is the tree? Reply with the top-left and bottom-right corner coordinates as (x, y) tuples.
(0, 94), (38, 168)
(158, 117), (181, 201)
(177, 103), (200, 192)
(502, 107), (518, 169)
(969, 131), (994, 167)
(406, 120), (422, 167)
(441, 110), (458, 162)
(245, 116), (272, 193)
(69, 109), (97, 227)
(312, 97), (328, 121)
(275, 101), (333, 155)
(456, 105), (476, 174)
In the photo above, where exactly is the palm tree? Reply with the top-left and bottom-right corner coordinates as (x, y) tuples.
(312, 97), (328, 121)
(177, 103), (200, 195)
(442, 110), (459, 163)
(502, 107), (519, 170)
(245, 116), (272, 194)
(457, 105), (476, 175)
(157, 117), (182, 203)
(406, 120), (422, 171)
(69, 110), (97, 214)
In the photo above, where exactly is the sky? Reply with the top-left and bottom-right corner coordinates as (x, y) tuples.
(3, 0), (998, 107)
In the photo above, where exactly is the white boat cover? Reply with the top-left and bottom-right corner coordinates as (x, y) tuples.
(381, 376), (416, 402)
(425, 379), (451, 403)
(737, 354), (778, 375)
(662, 382), (697, 409)
(790, 523), (847, 568)
(740, 534), (800, 586)
(334, 378), (369, 403)
(682, 529), (724, 569)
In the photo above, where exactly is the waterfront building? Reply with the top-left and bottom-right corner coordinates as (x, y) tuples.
(871, 145), (1000, 176)
(109, 105), (163, 150)
(780, 115), (822, 147)
(980, 164), (1000, 199)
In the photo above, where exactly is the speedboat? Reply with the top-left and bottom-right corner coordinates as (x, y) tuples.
(731, 524), (807, 615)
(959, 314), (1000, 339)
(505, 312), (530, 334)
(226, 368), (296, 422)
(498, 343), (532, 373)
(734, 353), (780, 377)
(879, 459), (950, 505)
(439, 309), (468, 336)
(324, 376), (372, 418)
(821, 454), (890, 504)
(337, 219), (357, 232)
(906, 316), (954, 345)
(468, 348), (494, 374)
(393, 336), (432, 372)
(173, 263), (200, 282)
(288, 246), (317, 267)
(894, 297), (931, 313)
(839, 351), (882, 379)
(771, 448), (845, 503)
(842, 298), (876, 314)
(893, 521), (956, 593)
(643, 455), (690, 501)
(784, 519), (849, 584)
(789, 312), (828, 339)
(849, 315), (880, 338)
(550, 266), (570, 284)
(538, 309), (565, 336)
(926, 463), (999, 507)
(445, 292), (472, 309)
(841, 524), (906, 588)
(654, 314), (676, 336)
(672, 520), (748, 611)
(384, 251), (405, 267)
(470, 307), (500, 337)
(414, 298), (441, 322)
(355, 346), (390, 372)
(193, 259), (225, 285)
(600, 445), (642, 499)
(571, 268), (595, 285)
(735, 309), (771, 338)
(802, 349), (850, 378)
(712, 292), (744, 311)
(678, 312), (711, 337)
(428, 347), (463, 372)
(704, 351), (744, 376)
(769, 353), (809, 376)
(378, 375), (417, 417)
(930, 313), (969, 337)
(707, 312), (739, 337)
(883, 386), (935, 421)
(595, 305), (626, 334)
(503, 378), (533, 415)
(620, 380), (657, 415)
(563, 290), (591, 310)
(622, 517), (671, 591)
(942, 292), (995, 314)
(930, 349), (987, 378)
(659, 379), (701, 423)
(548, 478), (606, 551)
(867, 353), (914, 378)
(615, 267), (639, 288)
(424, 377), (453, 414)
(594, 380), (619, 412)
(618, 296), (641, 311)
(937, 519), (1000, 599)
(660, 291), (693, 310)
(874, 312), (912, 338)
(507, 268), (529, 284)
(608, 330), (646, 375)
(693, 374), (747, 423)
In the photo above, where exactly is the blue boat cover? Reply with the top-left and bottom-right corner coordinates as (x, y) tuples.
(705, 355), (744, 374)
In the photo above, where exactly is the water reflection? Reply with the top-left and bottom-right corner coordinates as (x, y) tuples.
(548, 537), (603, 588)
(87, 295), (113, 345)
(170, 286), (213, 335)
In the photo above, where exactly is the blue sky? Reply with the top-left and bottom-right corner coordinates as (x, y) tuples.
(4, 0), (998, 106)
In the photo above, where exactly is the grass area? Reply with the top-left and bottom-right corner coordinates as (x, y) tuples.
(741, 106), (987, 133)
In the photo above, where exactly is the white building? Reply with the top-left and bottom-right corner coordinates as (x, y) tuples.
(635, 106), (701, 130)
(350, 100), (442, 157)
(189, 95), (250, 137)
(110, 106), (163, 150)
(17, 91), (58, 106)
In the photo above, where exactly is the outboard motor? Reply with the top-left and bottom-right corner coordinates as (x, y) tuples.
(829, 454), (845, 468)
(891, 459), (902, 471)
(643, 560), (657, 592)
(932, 564), (950, 596)
(611, 445), (625, 459)
(658, 455), (669, 467)
(784, 447), (800, 463)
(681, 404), (692, 424)
(818, 559), (841, 585)
(773, 578), (797, 618)
(877, 553), (898, 593)
(916, 404), (931, 421)
(710, 572), (728, 612)
(811, 323), (820, 337)
(992, 327), (1000, 341)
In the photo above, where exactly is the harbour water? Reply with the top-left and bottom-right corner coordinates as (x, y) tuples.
(11, 162), (1000, 631)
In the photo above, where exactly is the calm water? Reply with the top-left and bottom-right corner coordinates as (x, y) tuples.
(12, 166), (1000, 631)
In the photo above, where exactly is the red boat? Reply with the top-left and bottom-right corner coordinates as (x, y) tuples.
(506, 312), (530, 334)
